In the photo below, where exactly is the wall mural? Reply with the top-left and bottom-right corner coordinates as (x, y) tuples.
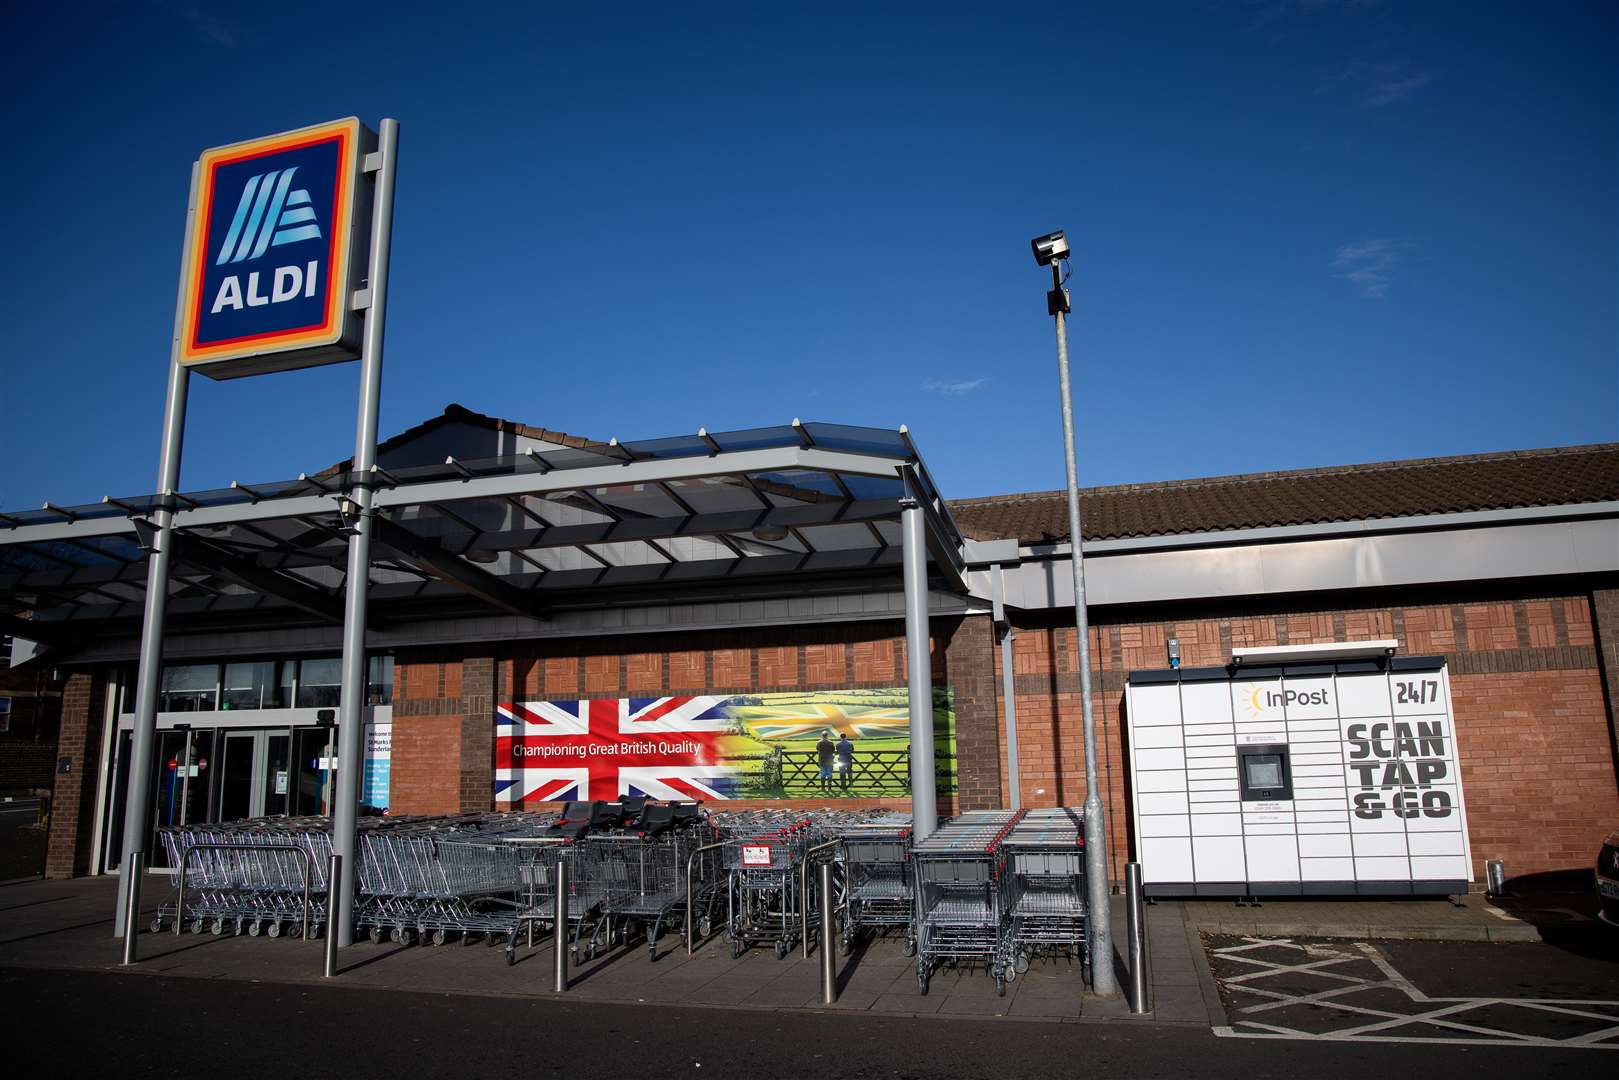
(494, 687), (955, 805)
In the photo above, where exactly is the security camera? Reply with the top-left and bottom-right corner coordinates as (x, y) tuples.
(1030, 230), (1069, 266)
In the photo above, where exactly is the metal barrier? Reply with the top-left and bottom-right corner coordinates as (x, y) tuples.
(819, 860), (837, 1004)
(324, 854), (341, 977)
(1125, 861), (1151, 1014)
(552, 858), (568, 992)
(175, 842), (313, 942)
(120, 851), (144, 966)
(684, 840), (727, 956)
(800, 837), (842, 958)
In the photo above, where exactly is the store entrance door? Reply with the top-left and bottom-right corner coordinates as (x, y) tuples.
(216, 730), (296, 821)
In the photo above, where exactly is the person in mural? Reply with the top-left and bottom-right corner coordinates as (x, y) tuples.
(816, 730), (835, 792)
(836, 732), (854, 791)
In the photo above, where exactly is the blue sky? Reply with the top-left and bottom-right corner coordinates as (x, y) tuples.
(2, 1), (1614, 510)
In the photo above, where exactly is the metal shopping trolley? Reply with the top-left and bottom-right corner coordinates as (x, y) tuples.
(911, 810), (1022, 996)
(836, 814), (914, 956)
(1000, 808), (1088, 983)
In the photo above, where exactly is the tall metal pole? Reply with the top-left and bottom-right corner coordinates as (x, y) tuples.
(901, 493), (937, 840)
(115, 162), (200, 939)
(331, 118), (400, 947)
(991, 564), (1021, 809)
(1048, 256), (1117, 996)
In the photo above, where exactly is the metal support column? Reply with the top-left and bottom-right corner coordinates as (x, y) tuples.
(991, 564), (1021, 809)
(901, 495), (937, 840)
(116, 162), (200, 938)
(1048, 254), (1116, 996)
(331, 118), (400, 947)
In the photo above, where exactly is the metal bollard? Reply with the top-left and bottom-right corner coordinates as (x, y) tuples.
(1125, 862), (1151, 1014)
(1485, 858), (1507, 897)
(819, 860), (837, 1004)
(552, 858), (568, 993)
(324, 854), (341, 978)
(120, 852), (144, 966)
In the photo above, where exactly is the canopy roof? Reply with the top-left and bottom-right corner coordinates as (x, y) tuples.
(0, 420), (965, 639)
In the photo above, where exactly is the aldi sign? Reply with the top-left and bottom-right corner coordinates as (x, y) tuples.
(178, 118), (371, 379)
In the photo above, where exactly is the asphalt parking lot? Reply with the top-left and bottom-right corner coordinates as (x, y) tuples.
(1205, 931), (1619, 1048)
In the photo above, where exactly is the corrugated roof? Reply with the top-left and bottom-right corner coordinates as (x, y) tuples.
(946, 443), (1619, 544)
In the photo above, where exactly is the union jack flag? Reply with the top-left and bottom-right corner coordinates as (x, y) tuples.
(495, 696), (746, 805)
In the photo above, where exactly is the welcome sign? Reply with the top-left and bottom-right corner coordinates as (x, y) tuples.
(177, 118), (370, 378)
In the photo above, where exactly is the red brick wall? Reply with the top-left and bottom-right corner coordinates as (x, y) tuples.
(44, 671), (106, 879)
(1001, 588), (1619, 880)
(386, 619), (997, 818)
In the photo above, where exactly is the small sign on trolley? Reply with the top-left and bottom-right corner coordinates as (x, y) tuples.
(741, 844), (773, 867)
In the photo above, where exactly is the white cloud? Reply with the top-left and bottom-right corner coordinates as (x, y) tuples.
(1360, 73), (1431, 109)
(922, 377), (988, 396)
(1331, 238), (1406, 299)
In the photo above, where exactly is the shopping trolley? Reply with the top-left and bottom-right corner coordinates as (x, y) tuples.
(911, 810), (1022, 995)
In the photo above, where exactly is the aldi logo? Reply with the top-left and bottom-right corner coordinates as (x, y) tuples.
(178, 118), (369, 379)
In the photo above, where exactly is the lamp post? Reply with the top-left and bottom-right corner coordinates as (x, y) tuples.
(1031, 229), (1116, 997)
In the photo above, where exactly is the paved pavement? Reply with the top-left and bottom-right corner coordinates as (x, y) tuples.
(6, 966), (1606, 1078)
(1205, 933), (1619, 1048)
(1, 874), (1136, 1023)
(1180, 890), (1577, 943)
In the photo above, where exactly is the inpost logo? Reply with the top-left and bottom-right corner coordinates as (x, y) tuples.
(1241, 685), (1330, 718)
(216, 168), (322, 264)
(208, 166), (324, 316)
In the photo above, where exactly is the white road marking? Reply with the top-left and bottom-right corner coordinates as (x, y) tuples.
(1207, 936), (1619, 1051)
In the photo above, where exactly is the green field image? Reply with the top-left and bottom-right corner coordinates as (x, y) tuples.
(719, 687), (956, 800)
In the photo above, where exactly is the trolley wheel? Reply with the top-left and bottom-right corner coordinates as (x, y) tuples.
(211, 918), (226, 936)
(837, 933), (853, 957)
(996, 971), (1007, 997)
(398, 927), (416, 946)
(698, 915), (713, 938)
(431, 929), (447, 946)
(1015, 951), (1030, 975)
(247, 920), (262, 938)
(505, 946), (516, 967)
(267, 921), (283, 939)
(917, 963), (930, 996)
(730, 938), (744, 959)
(369, 926), (386, 945)
(903, 936), (917, 958)
(189, 919), (205, 936)
(286, 923), (303, 940)
(149, 917), (164, 934)
(774, 940), (788, 960)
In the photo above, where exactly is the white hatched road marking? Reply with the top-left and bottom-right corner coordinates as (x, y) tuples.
(1208, 936), (1619, 1050)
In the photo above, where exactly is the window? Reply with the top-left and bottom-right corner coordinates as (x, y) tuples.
(221, 661), (288, 711)
(159, 664), (219, 712)
(296, 658), (342, 708)
(1237, 744), (1292, 801)
(367, 654), (393, 705)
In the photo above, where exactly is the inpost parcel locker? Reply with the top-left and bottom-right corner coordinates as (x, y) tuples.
(1124, 642), (1473, 897)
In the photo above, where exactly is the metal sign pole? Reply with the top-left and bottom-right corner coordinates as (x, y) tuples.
(1048, 256), (1117, 997)
(115, 162), (200, 939)
(330, 118), (399, 947)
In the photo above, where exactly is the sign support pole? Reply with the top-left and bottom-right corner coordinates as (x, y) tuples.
(331, 118), (399, 948)
(1048, 257), (1117, 997)
(115, 163), (200, 939)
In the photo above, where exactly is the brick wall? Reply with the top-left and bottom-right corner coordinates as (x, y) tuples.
(386, 619), (1000, 818)
(1001, 586), (1619, 879)
(44, 671), (106, 879)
